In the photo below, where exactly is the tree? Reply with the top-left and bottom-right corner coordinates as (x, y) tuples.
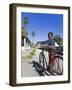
(22, 16), (28, 37)
(21, 16), (29, 46)
(23, 16), (28, 29)
(54, 35), (63, 46)
(22, 29), (28, 37)
(31, 31), (36, 44)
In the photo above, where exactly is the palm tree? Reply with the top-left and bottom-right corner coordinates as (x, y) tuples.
(23, 16), (28, 29)
(31, 31), (36, 44)
(22, 16), (28, 37)
(21, 16), (28, 46)
(54, 35), (63, 46)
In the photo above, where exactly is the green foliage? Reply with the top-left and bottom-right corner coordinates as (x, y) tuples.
(31, 31), (36, 37)
(22, 16), (28, 37)
(54, 35), (63, 45)
(30, 48), (36, 56)
(26, 54), (32, 59)
(23, 16), (28, 26)
(23, 48), (36, 60)
(31, 31), (36, 45)
(22, 29), (28, 37)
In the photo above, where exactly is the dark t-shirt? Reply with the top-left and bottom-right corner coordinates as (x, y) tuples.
(47, 39), (55, 45)
(47, 39), (55, 52)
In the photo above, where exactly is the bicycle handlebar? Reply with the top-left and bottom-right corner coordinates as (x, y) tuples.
(38, 46), (63, 55)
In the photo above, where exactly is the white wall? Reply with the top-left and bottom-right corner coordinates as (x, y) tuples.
(0, 0), (72, 90)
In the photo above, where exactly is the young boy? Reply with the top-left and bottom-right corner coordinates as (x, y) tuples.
(47, 32), (56, 70)
(40, 32), (56, 70)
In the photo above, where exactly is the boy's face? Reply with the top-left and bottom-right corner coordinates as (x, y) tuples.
(48, 34), (53, 39)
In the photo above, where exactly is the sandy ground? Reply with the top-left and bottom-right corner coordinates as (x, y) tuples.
(21, 49), (49, 77)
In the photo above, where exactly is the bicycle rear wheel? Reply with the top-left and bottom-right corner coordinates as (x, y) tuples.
(50, 56), (63, 75)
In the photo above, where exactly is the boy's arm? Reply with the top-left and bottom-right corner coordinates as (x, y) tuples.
(40, 44), (48, 48)
(40, 44), (56, 49)
(48, 45), (56, 49)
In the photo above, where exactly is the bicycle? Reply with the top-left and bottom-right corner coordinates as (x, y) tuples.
(39, 49), (48, 72)
(48, 49), (63, 75)
(39, 47), (63, 75)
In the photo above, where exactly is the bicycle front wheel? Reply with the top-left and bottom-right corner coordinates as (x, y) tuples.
(39, 52), (46, 71)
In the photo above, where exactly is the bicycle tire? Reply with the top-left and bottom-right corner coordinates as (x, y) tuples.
(39, 52), (47, 71)
(50, 55), (63, 75)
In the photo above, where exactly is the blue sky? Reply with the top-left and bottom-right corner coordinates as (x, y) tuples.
(21, 12), (63, 43)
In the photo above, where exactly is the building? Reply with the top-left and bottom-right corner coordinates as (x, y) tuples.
(21, 36), (31, 50)
(21, 27), (31, 51)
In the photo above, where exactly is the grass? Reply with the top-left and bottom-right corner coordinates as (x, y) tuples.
(22, 48), (36, 60)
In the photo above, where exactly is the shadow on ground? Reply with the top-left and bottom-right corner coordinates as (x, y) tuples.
(28, 61), (50, 76)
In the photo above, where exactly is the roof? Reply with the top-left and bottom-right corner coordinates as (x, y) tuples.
(22, 36), (31, 44)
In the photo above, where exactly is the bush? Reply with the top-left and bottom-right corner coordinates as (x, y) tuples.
(23, 48), (36, 60)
